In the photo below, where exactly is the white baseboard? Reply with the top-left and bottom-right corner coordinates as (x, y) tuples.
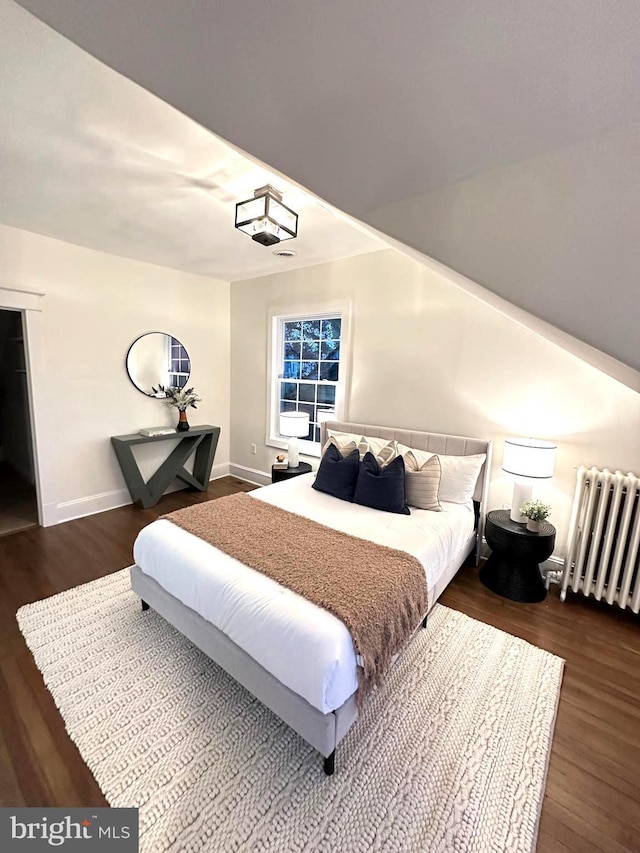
(43, 488), (133, 526)
(228, 463), (271, 487)
(207, 462), (231, 481)
(42, 462), (233, 526)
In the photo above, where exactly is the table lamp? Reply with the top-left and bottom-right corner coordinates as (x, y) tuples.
(279, 412), (310, 468)
(502, 437), (556, 523)
(317, 409), (336, 426)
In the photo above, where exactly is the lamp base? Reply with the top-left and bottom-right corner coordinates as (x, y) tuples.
(510, 480), (533, 523)
(287, 437), (300, 468)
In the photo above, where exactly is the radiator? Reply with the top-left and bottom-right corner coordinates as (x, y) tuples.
(561, 466), (640, 612)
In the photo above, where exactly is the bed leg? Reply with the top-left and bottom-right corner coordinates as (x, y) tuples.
(141, 599), (150, 612)
(323, 750), (335, 776)
(421, 614), (427, 629)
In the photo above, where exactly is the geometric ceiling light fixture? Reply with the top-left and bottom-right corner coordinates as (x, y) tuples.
(234, 184), (298, 246)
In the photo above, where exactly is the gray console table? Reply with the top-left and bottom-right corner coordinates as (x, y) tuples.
(111, 425), (220, 508)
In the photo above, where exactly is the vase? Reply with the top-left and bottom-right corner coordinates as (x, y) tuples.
(176, 410), (190, 431)
(526, 519), (540, 532)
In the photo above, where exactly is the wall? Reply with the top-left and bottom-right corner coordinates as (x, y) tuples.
(230, 249), (640, 558)
(0, 223), (230, 526)
(366, 121), (640, 375)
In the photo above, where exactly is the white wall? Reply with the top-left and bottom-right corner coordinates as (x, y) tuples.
(366, 121), (640, 377)
(230, 249), (640, 558)
(3, 220), (638, 558)
(0, 223), (230, 525)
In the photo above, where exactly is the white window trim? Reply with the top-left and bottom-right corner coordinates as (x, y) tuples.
(265, 299), (352, 458)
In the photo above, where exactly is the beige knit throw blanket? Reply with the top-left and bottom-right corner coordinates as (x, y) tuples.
(163, 493), (428, 707)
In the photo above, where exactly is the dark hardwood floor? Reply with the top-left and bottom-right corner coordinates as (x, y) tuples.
(0, 477), (638, 852)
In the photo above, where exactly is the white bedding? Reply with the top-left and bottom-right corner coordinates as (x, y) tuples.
(133, 474), (474, 714)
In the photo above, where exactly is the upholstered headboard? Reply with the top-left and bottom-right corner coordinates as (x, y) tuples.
(319, 420), (493, 549)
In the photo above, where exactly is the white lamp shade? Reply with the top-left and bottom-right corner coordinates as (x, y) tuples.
(279, 411), (310, 438)
(502, 437), (556, 479)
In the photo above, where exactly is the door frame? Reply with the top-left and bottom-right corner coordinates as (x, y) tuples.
(0, 286), (46, 526)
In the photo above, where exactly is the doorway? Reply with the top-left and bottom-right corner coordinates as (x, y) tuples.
(0, 309), (38, 535)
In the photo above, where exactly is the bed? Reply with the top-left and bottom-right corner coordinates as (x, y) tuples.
(130, 420), (492, 774)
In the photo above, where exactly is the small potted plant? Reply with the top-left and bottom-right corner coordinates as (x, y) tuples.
(151, 385), (201, 431)
(519, 499), (551, 532)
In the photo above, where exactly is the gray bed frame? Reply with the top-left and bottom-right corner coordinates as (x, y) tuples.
(130, 421), (492, 775)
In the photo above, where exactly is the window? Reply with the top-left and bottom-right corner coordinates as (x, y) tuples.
(167, 337), (190, 389)
(268, 308), (349, 455)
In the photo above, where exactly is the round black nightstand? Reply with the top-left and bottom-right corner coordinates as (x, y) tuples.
(479, 509), (556, 603)
(271, 461), (313, 483)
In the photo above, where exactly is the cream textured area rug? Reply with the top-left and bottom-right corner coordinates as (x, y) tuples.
(17, 569), (564, 853)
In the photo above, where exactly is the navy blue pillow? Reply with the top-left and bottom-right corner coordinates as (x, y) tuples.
(353, 452), (410, 515)
(312, 443), (360, 501)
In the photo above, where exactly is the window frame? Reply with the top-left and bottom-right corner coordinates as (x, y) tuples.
(266, 301), (351, 458)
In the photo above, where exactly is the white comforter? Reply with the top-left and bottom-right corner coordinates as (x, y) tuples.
(133, 474), (474, 713)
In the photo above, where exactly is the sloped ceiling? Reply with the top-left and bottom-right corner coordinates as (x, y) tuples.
(15, 0), (640, 380)
(0, 1), (383, 281)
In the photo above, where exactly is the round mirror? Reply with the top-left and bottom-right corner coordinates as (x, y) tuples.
(126, 332), (191, 397)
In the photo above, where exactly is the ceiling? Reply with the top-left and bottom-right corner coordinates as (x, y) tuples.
(13, 0), (640, 217)
(8, 0), (640, 382)
(0, 1), (384, 281)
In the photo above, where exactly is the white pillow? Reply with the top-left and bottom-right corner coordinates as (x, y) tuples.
(438, 454), (486, 504)
(397, 443), (485, 504)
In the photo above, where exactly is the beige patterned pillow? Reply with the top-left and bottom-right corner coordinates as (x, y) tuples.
(364, 436), (399, 467)
(322, 436), (360, 458)
(324, 430), (369, 457)
(397, 443), (434, 467)
(404, 451), (442, 511)
(324, 430), (398, 467)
